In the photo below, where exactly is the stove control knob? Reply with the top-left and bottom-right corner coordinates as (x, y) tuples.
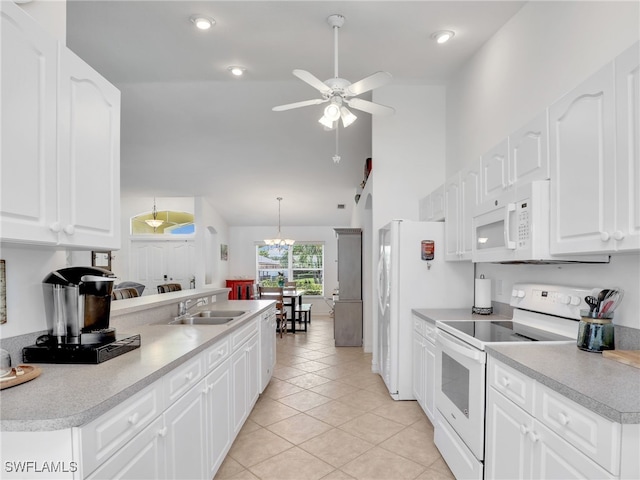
(559, 294), (571, 305)
(516, 290), (525, 298)
(570, 296), (581, 306)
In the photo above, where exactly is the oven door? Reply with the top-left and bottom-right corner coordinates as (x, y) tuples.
(472, 199), (517, 263)
(435, 329), (486, 460)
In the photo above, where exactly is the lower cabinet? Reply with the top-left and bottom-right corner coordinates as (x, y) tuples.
(412, 315), (436, 423)
(205, 359), (232, 478)
(485, 356), (638, 480)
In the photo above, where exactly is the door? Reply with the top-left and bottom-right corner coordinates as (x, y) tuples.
(0, 1), (58, 245)
(509, 111), (550, 187)
(481, 139), (510, 203)
(549, 62), (616, 254)
(444, 174), (462, 260)
(460, 162), (481, 259)
(435, 330), (486, 460)
(130, 240), (195, 293)
(206, 360), (231, 478)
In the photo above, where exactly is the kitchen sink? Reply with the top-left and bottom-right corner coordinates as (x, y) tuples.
(191, 310), (246, 318)
(168, 316), (235, 325)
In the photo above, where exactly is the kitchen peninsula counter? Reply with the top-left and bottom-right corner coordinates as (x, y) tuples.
(0, 299), (274, 432)
(487, 343), (640, 424)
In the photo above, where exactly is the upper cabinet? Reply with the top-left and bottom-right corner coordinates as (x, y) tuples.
(445, 160), (480, 261)
(549, 42), (639, 254)
(0, 1), (121, 250)
(419, 184), (445, 222)
(480, 139), (510, 203)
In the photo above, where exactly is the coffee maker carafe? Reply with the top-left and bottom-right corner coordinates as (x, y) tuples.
(42, 266), (116, 345)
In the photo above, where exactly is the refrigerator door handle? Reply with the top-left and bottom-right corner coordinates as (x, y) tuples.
(377, 253), (386, 315)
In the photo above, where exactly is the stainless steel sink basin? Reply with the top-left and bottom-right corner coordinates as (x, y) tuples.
(169, 316), (235, 325)
(192, 310), (246, 318)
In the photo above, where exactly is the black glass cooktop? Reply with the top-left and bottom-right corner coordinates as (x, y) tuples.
(440, 320), (573, 343)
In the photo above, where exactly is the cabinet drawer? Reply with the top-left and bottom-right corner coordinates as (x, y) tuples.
(488, 357), (535, 415)
(80, 381), (163, 475)
(204, 337), (230, 372)
(231, 318), (259, 350)
(535, 383), (621, 475)
(413, 317), (427, 337)
(163, 354), (204, 405)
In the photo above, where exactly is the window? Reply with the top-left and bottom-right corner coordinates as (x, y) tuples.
(256, 243), (324, 296)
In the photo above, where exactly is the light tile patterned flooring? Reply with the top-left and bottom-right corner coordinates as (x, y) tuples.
(214, 315), (455, 480)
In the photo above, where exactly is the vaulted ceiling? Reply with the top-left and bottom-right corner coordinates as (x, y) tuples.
(66, 0), (525, 226)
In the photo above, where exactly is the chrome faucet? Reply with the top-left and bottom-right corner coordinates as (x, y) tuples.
(178, 298), (201, 317)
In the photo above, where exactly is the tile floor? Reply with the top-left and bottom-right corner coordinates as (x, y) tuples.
(214, 314), (455, 480)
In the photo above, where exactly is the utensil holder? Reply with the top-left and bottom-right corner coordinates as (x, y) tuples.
(577, 309), (615, 353)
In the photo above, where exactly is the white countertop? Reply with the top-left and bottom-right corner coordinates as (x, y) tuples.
(0, 300), (273, 432)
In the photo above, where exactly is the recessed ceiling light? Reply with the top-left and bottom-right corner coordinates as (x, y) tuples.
(228, 66), (246, 77)
(190, 15), (215, 30)
(431, 30), (455, 44)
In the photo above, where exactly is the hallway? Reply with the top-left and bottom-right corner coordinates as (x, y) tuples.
(214, 315), (455, 480)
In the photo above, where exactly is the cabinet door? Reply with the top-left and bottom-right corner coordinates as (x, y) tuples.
(87, 417), (166, 480)
(206, 360), (232, 478)
(164, 380), (208, 480)
(549, 62), (616, 254)
(431, 185), (446, 221)
(260, 311), (276, 393)
(231, 346), (248, 436)
(509, 111), (550, 187)
(0, 1), (58, 245)
(444, 174), (461, 260)
(424, 338), (436, 423)
(246, 334), (260, 410)
(412, 332), (425, 409)
(57, 47), (120, 249)
(485, 387), (534, 480)
(459, 162), (481, 260)
(481, 139), (510, 203)
(615, 42), (640, 252)
(532, 421), (615, 480)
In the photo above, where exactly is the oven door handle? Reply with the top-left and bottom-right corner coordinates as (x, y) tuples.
(437, 331), (485, 363)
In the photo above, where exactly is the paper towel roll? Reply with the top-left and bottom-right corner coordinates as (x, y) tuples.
(474, 277), (492, 309)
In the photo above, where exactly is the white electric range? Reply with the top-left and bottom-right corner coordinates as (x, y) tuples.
(433, 283), (600, 480)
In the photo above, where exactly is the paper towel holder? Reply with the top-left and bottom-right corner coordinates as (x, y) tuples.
(472, 274), (493, 315)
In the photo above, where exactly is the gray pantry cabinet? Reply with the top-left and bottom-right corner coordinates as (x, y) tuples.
(333, 228), (363, 346)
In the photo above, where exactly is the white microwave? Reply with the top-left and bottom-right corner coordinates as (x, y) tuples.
(472, 181), (609, 263)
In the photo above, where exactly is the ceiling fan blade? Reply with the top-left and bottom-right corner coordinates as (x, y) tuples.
(346, 71), (392, 96)
(346, 98), (395, 116)
(272, 98), (327, 112)
(293, 69), (332, 95)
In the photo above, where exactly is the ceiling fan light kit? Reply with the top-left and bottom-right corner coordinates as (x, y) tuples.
(273, 13), (395, 131)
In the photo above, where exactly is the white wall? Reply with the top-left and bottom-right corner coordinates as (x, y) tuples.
(447, 1), (640, 174)
(228, 225), (341, 315)
(445, 1), (640, 329)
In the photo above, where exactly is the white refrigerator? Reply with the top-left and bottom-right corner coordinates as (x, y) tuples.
(377, 220), (473, 400)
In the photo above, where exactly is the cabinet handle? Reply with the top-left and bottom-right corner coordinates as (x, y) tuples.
(128, 413), (140, 425)
(49, 222), (62, 233)
(158, 427), (168, 437)
(600, 231), (611, 242)
(63, 224), (75, 235)
(218, 349), (224, 357)
(185, 372), (194, 381)
(501, 377), (510, 388)
(613, 230), (625, 241)
(519, 424), (529, 436)
(558, 412), (570, 425)
(528, 431), (539, 443)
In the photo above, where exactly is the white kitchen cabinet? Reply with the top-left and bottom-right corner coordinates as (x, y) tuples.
(445, 161), (480, 261)
(509, 112), (550, 188)
(549, 61), (616, 254)
(480, 139), (510, 203)
(205, 359), (232, 478)
(86, 417), (167, 480)
(0, 1), (120, 250)
(419, 185), (446, 222)
(260, 307), (277, 392)
(412, 315), (436, 423)
(57, 47), (121, 249)
(614, 42), (640, 252)
(231, 320), (260, 437)
(163, 379), (208, 480)
(0, 0), (59, 245)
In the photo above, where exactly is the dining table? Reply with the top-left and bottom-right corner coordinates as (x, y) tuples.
(260, 287), (303, 333)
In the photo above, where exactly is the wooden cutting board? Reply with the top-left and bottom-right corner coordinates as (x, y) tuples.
(602, 350), (640, 369)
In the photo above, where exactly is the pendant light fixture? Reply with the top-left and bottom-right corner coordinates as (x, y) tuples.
(264, 197), (295, 246)
(145, 198), (164, 230)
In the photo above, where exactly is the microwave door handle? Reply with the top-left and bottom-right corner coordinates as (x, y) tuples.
(437, 331), (485, 363)
(505, 203), (517, 250)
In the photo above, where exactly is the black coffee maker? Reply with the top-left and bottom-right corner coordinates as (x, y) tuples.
(23, 266), (141, 363)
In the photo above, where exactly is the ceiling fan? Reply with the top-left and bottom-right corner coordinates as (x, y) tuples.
(272, 14), (395, 129)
